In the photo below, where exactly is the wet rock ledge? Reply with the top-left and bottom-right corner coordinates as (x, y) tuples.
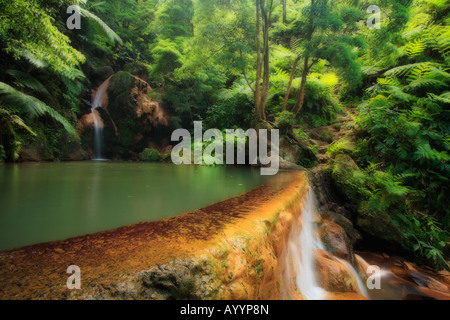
(0, 172), (308, 300)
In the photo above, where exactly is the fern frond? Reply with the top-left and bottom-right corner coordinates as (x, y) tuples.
(0, 82), (77, 137)
(78, 7), (123, 45)
(361, 66), (385, 76)
(377, 77), (401, 87)
(0, 108), (37, 136)
(5, 70), (50, 96)
(428, 91), (450, 104)
(386, 86), (414, 102)
(405, 78), (447, 91)
(384, 62), (435, 78)
(404, 39), (427, 57)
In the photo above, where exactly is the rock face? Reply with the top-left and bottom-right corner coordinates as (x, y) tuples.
(77, 71), (170, 159)
(315, 250), (360, 293)
(329, 154), (405, 249)
(319, 221), (351, 260)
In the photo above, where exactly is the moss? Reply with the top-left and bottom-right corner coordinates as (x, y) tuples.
(123, 62), (151, 81)
(329, 154), (365, 201)
(328, 154), (405, 247)
(108, 71), (135, 98)
(139, 148), (163, 162)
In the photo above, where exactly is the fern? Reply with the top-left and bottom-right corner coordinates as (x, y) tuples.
(404, 39), (426, 57)
(405, 78), (447, 91)
(0, 82), (77, 137)
(5, 70), (50, 96)
(78, 6), (123, 45)
(361, 66), (385, 76)
(377, 77), (401, 87)
(0, 108), (36, 137)
(384, 62), (435, 78)
(428, 91), (450, 104)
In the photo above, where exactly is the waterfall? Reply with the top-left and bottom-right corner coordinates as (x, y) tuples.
(294, 189), (327, 300)
(281, 189), (326, 300)
(90, 78), (111, 161)
(281, 186), (370, 300)
(335, 257), (369, 298)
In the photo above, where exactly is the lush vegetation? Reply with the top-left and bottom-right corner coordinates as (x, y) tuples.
(0, 0), (448, 268)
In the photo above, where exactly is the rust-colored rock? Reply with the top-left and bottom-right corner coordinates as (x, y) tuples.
(315, 249), (360, 294)
(0, 172), (308, 300)
(319, 220), (351, 260)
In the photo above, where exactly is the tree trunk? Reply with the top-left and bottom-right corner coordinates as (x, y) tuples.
(282, 0), (287, 24)
(254, 0), (273, 122)
(255, 0), (262, 121)
(282, 55), (300, 111)
(292, 56), (309, 116)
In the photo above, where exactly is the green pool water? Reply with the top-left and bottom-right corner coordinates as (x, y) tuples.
(0, 162), (271, 251)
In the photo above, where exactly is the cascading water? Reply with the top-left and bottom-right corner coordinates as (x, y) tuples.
(281, 189), (326, 300)
(281, 186), (370, 300)
(294, 189), (327, 300)
(336, 257), (369, 298)
(91, 109), (104, 160)
(90, 78), (111, 161)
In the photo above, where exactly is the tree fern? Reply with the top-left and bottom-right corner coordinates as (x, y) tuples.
(0, 108), (36, 137)
(5, 70), (50, 96)
(404, 39), (426, 57)
(77, 6), (123, 45)
(0, 82), (77, 137)
(384, 62), (435, 78)
(405, 78), (447, 91)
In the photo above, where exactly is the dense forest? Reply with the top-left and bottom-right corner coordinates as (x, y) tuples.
(0, 0), (448, 270)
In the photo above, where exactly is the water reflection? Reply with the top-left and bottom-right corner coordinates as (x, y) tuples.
(0, 162), (271, 251)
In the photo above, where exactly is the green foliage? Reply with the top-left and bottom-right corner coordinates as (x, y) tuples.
(0, 0), (85, 78)
(0, 82), (77, 137)
(139, 148), (163, 162)
(275, 111), (296, 134)
(353, 0), (449, 269)
(326, 138), (356, 158)
(0, 145), (6, 162)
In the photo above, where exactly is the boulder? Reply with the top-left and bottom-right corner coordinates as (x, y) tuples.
(139, 148), (162, 162)
(315, 249), (360, 293)
(319, 220), (351, 260)
(65, 143), (90, 161)
(91, 66), (114, 87)
(123, 62), (150, 82)
(329, 212), (361, 243)
(329, 154), (405, 248)
(19, 141), (53, 162)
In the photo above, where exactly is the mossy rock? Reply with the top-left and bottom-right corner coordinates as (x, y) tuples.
(328, 154), (405, 248)
(356, 208), (405, 246)
(326, 135), (357, 158)
(328, 154), (365, 201)
(139, 148), (162, 162)
(91, 66), (114, 86)
(123, 62), (151, 82)
(107, 71), (138, 151)
(108, 71), (135, 99)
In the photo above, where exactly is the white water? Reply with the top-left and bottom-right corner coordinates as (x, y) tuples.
(91, 85), (106, 160)
(293, 190), (327, 300)
(283, 188), (370, 300)
(336, 257), (369, 298)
